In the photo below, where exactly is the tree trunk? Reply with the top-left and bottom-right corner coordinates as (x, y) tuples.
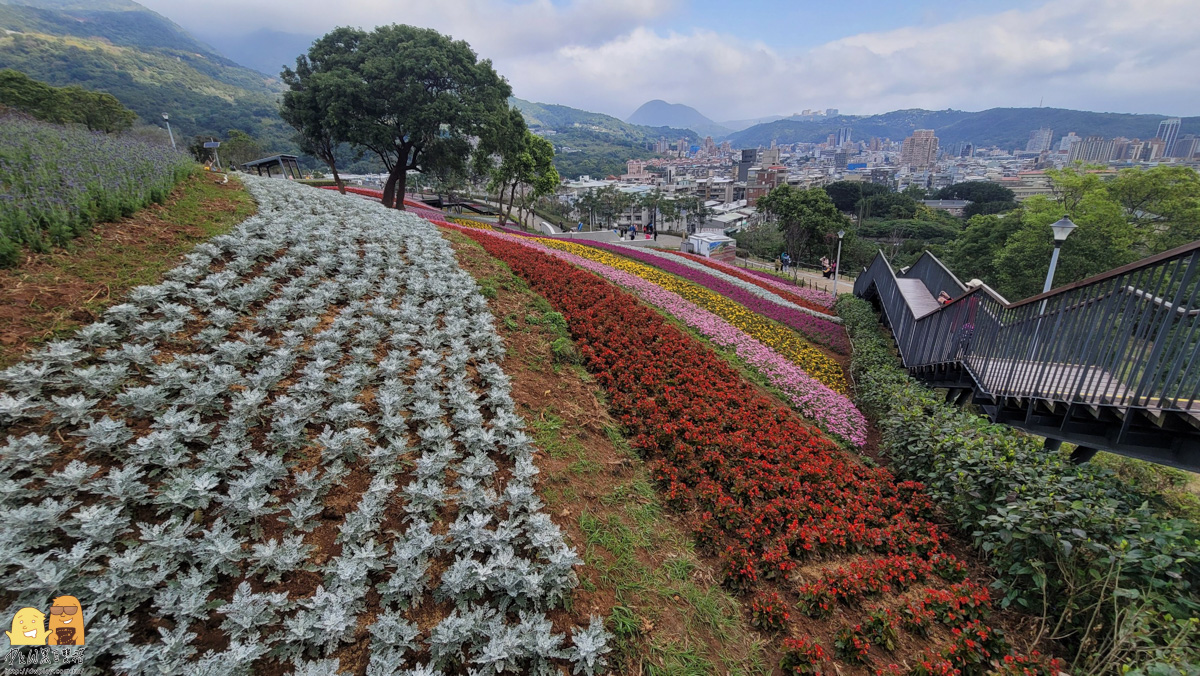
(330, 162), (346, 195)
(382, 172), (399, 209)
(394, 169), (409, 209)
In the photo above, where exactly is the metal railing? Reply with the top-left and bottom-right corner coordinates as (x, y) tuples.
(855, 241), (1200, 414)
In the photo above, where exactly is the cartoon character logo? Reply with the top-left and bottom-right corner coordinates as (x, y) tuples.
(6, 607), (48, 645)
(46, 596), (84, 646)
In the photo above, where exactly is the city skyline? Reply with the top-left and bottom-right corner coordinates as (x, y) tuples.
(136, 0), (1200, 122)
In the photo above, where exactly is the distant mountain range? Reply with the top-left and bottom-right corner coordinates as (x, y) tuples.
(726, 107), (1200, 150)
(0, 0), (294, 150)
(512, 97), (698, 178)
(626, 99), (732, 138)
(196, 28), (316, 79)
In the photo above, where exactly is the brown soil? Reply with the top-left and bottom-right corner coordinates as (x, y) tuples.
(0, 172), (255, 368)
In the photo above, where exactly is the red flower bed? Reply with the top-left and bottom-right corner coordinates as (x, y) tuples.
(448, 225), (987, 659)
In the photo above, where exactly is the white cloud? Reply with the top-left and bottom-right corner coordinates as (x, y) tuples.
(141, 0), (1200, 120)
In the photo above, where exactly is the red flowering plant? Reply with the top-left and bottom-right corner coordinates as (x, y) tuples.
(863, 607), (900, 652)
(749, 591), (790, 632)
(908, 650), (962, 676)
(833, 624), (873, 665)
(780, 635), (828, 675)
(990, 651), (1065, 676)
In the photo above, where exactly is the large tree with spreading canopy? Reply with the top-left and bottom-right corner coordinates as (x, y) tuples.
(281, 25), (513, 208)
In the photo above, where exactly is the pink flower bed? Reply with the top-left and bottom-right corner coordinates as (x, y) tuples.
(585, 242), (850, 353)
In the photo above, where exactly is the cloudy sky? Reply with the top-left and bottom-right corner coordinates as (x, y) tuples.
(139, 0), (1200, 122)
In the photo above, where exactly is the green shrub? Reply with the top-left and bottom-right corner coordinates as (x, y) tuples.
(550, 337), (580, 364)
(837, 295), (1200, 672)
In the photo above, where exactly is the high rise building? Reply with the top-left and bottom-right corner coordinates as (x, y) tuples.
(1157, 118), (1181, 154)
(760, 147), (781, 166)
(1059, 132), (1082, 153)
(868, 137), (881, 152)
(1025, 128), (1054, 153)
(900, 129), (939, 169)
(834, 150), (849, 170)
(826, 108), (839, 117)
(1068, 136), (1114, 163)
(1172, 134), (1198, 159)
(737, 148), (758, 182)
(835, 127), (852, 147)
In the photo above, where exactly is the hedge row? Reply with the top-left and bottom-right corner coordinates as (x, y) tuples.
(836, 295), (1199, 672)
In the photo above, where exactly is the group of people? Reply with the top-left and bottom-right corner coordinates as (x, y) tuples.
(774, 252), (839, 278)
(775, 252), (792, 272)
(616, 223), (657, 241)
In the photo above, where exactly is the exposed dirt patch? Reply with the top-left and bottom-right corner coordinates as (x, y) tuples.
(0, 172), (256, 368)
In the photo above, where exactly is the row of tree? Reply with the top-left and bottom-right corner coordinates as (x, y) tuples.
(568, 186), (712, 233)
(0, 68), (136, 133)
(278, 25), (555, 214)
(949, 165), (1200, 299)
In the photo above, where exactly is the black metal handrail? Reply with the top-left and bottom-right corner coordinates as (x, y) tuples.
(854, 243), (1200, 414)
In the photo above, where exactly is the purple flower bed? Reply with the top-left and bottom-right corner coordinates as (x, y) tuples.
(450, 226), (866, 445)
(587, 242), (851, 353)
(0, 113), (194, 267)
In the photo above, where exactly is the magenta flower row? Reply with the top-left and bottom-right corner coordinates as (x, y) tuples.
(584, 242), (850, 354)
(686, 255), (837, 308)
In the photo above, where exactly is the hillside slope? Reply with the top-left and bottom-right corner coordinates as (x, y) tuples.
(512, 97), (698, 178)
(0, 0), (295, 152)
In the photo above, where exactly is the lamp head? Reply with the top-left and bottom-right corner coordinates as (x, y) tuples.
(161, 113), (169, 121)
(1050, 215), (1077, 243)
(837, 230), (846, 239)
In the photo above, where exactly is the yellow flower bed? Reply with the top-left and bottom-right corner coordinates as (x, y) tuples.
(536, 238), (848, 393)
(449, 218), (495, 231)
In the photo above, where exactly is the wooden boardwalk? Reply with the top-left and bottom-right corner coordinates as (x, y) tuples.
(896, 278), (942, 317)
(967, 357), (1131, 402)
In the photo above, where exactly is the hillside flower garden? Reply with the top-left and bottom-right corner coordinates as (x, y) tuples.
(0, 177), (608, 674)
(446, 221), (1063, 674)
(1, 175), (1102, 674)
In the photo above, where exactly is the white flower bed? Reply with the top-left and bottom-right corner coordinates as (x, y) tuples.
(631, 246), (841, 323)
(0, 176), (608, 674)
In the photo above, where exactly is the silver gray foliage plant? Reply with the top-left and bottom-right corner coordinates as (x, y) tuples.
(0, 175), (608, 673)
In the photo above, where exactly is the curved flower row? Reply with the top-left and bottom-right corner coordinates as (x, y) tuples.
(444, 225), (865, 445)
(669, 252), (836, 313)
(584, 241), (850, 353)
(729, 261), (835, 307)
(631, 246), (841, 323)
(526, 238), (849, 390)
(449, 226), (964, 655)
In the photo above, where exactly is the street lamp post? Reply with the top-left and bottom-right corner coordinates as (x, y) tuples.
(1028, 215), (1078, 361)
(833, 230), (846, 296)
(162, 113), (176, 150)
(1039, 216), (1078, 315)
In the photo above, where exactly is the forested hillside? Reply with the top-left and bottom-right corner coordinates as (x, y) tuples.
(0, 0), (296, 153)
(512, 97), (697, 178)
